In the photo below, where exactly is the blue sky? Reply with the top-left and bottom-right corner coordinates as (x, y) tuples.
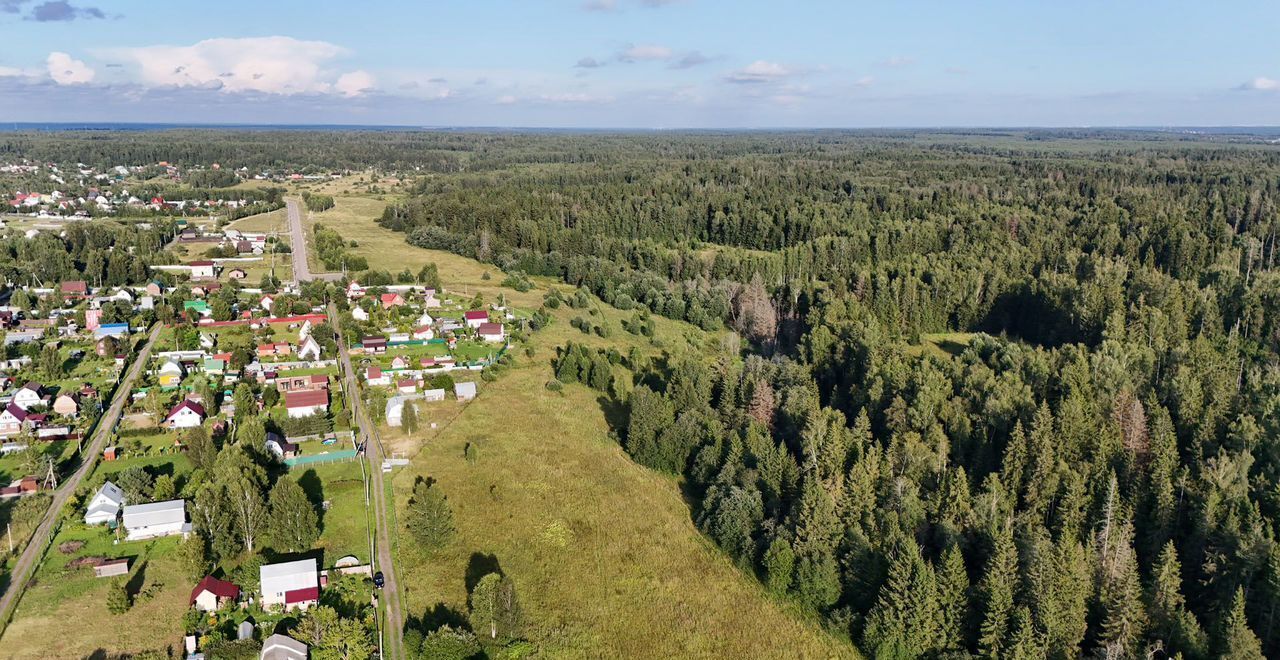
(0, 0), (1277, 127)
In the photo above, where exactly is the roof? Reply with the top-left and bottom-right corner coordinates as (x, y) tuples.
(455, 381), (477, 397)
(95, 481), (125, 505)
(285, 389), (328, 409)
(122, 499), (186, 527)
(3, 403), (28, 422)
(167, 399), (205, 419)
(478, 322), (503, 335)
(366, 366), (382, 378)
(190, 575), (240, 604)
(261, 633), (308, 660)
(284, 586), (320, 605)
(60, 280), (88, 294)
(363, 336), (387, 345)
(189, 260), (215, 267)
(260, 558), (318, 597)
(464, 310), (489, 320)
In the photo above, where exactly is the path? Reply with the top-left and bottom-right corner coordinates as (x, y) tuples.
(330, 303), (405, 660)
(0, 324), (163, 633)
(286, 198), (342, 283)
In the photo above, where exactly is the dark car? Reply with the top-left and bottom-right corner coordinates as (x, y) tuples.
(373, 571), (385, 589)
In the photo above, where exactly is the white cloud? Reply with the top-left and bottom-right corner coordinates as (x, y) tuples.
(725, 60), (791, 83)
(109, 36), (364, 95)
(1244, 77), (1280, 91)
(854, 76), (874, 88)
(335, 70), (376, 97)
(47, 51), (93, 84)
(619, 44), (672, 62)
(496, 95), (518, 105)
(0, 66), (25, 77)
(881, 55), (916, 67)
(582, 0), (616, 10)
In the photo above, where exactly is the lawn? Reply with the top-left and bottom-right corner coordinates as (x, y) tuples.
(905, 332), (980, 360)
(1, 529), (190, 658)
(295, 460), (370, 565)
(227, 207), (286, 233)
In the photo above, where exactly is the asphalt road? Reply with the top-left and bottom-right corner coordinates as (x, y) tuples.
(330, 303), (405, 660)
(286, 198), (342, 283)
(0, 324), (162, 633)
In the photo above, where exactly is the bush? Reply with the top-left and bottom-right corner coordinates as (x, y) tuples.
(545, 379), (563, 392)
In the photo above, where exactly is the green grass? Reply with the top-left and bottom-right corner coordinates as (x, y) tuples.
(2, 528), (190, 658)
(296, 461), (370, 565)
(226, 207), (286, 233)
(905, 332), (979, 360)
(306, 195), (855, 656)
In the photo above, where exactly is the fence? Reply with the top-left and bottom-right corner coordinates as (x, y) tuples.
(284, 449), (359, 468)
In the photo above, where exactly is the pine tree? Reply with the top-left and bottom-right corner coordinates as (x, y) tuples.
(978, 527), (1017, 657)
(1093, 512), (1146, 659)
(762, 535), (795, 594)
(405, 478), (454, 553)
(862, 537), (943, 657)
(1148, 542), (1207, 658)
(936, 542), (971, 653)
(267, 477), (319, 552)
(1217, 588), (1263, 660)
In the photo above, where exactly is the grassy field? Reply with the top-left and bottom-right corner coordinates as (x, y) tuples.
(296, 461), (371, 565)
(312, 190), (855, 657)
(905, 332), (980, 360)
(1, 530), (189, 658)
(226, 207), (286, 233)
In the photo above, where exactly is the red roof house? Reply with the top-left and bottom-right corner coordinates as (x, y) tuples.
(190, 575), (240, 612)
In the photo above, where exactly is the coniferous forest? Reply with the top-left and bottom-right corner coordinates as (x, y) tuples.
(377, 131), (1280, 659)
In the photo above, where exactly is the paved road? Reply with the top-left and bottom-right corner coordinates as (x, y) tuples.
(286, 198), (342, 283)
(0, 324), (163, 632)
(330, 303), (405, 660)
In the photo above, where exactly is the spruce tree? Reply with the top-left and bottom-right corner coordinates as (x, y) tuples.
(1216, 588), (1263, 660)
(978, 527), (1017, 657)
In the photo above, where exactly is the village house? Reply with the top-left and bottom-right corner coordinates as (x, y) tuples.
(227, 268), (247, 280)
(261, 634), (308, 660)
(60, 280), (89, 298)
(122, 499), (190, 540)
(423, 288), (441, 308)
(94, 322), (130, 340)
(157, 359), (184, 388)
(52, 392), (80, 417)
(276, 374), (329, 393)
(380, 292), (405, 308)
(0, 404), (30, 439)
(362, 336), (387, 354)
(397, 379), (417, 394)
(345, 281), (365, 299)
(190, 575), (240, 612)
(297, 335), (322, 361)
(423, 388), (446, 403)
(351, 305), (369, 321)
(454, 381), (477, 401)
(84, 481), (125, 525)
(412, 325), (434, 341)
(284, 389), (328, 419)
(12, 382), (45, 410)
(165, 399), (206, 429)
(189, 261), (217, 279)
(477, 322), (506, 343)
(145, 281), (165, 297)
(265, 432), (299, 460)
(464, 310), (489, 329)
(365, 365), (389, 387)
(260, 558), (320, 610)
(391, 355), (410, 370)
(257, 342), (293, 358)
(260, 295), (274, 312)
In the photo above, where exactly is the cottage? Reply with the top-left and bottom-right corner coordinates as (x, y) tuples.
(227, 268), (247, 280)
(365, 365), (389, 387)
(190, 575), (240, 612)
(203, 357), (227, 376)
(345, 281), (365, 299)
(52, 392), (80, 417)
(189, 261), (217, 279)
(93, 559), (130, 578)
(157, 359), (184, 388)
(464, 310), (489, 329)
(60, 280), (89, 298)
(260, 295), (274, 312)
(257, 342), (293, 358)
(380, 292), (405, 308)
(265, 433), (299, 460)
(397, 379), (417, 394)
(261, 633), (309, 660)
(95, 336), (117, 357)
(165, 399), (206, 429)
(145, 281), (165, 297)
(183, 300), (211, 317)
(412, 325), (434, 341)
(84, 481), (125, 525)
(454, 381), (477, 401)
(423, 288), (441, 308)
(351, 305), (369, 321)
(12, 382), (45, 410)
(0, 404), (28, 438)
(122, 499), (190, 540)
(284, 389), (328, 419)
(416, 311), (435, 327)
(260, 558), (320, 610)
(423, 388), (446, 402)
(477, 322), (506, 343)
(391, 355), (410, 370)
(362, 336), (387, 354)
(95, 323), (129, 340)
(297, 335), (322, 361)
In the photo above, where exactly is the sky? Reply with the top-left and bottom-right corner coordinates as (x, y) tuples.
(0, 0), (1278, 128)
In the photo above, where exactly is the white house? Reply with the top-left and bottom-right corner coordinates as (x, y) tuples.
(351, 305), (369, 321)
(477, 322), (506, 343)
(345, 281), (365, 299)
(261, 633), (309, 660)
(122, 499), (190, 540)
(365, 366), (389, 387)
(423, 388), (446, 402)
(84, 481), (125, 525)
(298, 319), (313, 340)
(423, 288), (441, 308)
(412, 325), (434, 341)
(260, 295), (274, 313)
(260, 558), (320, 609)
(416, 311), (434, 327)
(12, 382), (45, 410)
(189, 261), (217, 279)
(297, 335), (322, 361)
(385, 395), (420, 427)
(165, 400), (206, 429)
(284, 389), (328, 419)
(0, 404), (28, 438)
(454, 381), (477, 401)
(463, 310), (488, 329)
